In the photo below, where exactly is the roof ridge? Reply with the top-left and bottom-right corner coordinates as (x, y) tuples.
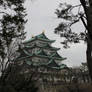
(59, 64), (68, 69)
(36, 33), (49, 40)
(24, 43), (60, 51)
(23, 33), (56, 44)
(23, 50), (32, 56)
(36, 49), (48, 56)
(51, 52), (62, 58)
(47, 59), (60, 67)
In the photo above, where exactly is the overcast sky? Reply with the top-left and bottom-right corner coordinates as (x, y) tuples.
(24, 0), (86, 67)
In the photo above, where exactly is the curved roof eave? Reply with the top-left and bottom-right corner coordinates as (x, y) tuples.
(24, 43), (60, 51)
(23, 33), (55, 44)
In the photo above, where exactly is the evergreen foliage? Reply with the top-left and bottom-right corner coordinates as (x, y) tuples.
(0, 0), (27, 73)
(55, 2), (86, 48)
(55, 0), (92, 80)
(0, 0), (38, 92)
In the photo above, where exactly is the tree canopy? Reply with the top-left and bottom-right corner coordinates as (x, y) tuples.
(0, 0), (27, 73)
(55, 2), (86, 48)
(55, 0), (92, 80)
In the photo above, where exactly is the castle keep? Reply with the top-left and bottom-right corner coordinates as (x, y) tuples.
(15, 32), (68, 83)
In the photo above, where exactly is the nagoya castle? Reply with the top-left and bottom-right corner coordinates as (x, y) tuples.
(15, 32), (68, 82)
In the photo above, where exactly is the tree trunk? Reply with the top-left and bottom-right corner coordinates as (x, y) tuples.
(80, 0), (92, 80)
(86, 35), (92, 81)
(86, 3), (92, 80)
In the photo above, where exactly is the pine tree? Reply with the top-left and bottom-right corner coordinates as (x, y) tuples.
(55, 0), (92, 80)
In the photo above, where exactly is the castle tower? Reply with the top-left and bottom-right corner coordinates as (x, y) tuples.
(16, 32), (67, 72)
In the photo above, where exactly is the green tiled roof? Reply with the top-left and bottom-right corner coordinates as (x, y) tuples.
(16, 32), (68, 70)
(24, 58), (51, 66)
(38, 38), (55, 42)
(16, 49), (66, 62)
(25, 43), (60, 51)
(51, 52), (62, 58)
(17, 55), (68, 70)
(47, 59), (60, 67)
(25, 58), (67, 70)
(16, 50), (50, 61)
(36, 49), (48, 56)
(50, 52), (67, 60)
(35, 54), (51, 59)
(23, 37), (36, 44)
(44, 44), (60, 50)
(23, 33), (55, 44)
(59, 64), (68, 69)
(36, 32), (49, 39)
(34, 50), (66, 61)
(19, 48), (64, 61)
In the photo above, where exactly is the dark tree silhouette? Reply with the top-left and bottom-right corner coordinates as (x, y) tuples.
(55, 0), (92, 80)
(0, 1), (38, 92)
(0, 0), (27, 75)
